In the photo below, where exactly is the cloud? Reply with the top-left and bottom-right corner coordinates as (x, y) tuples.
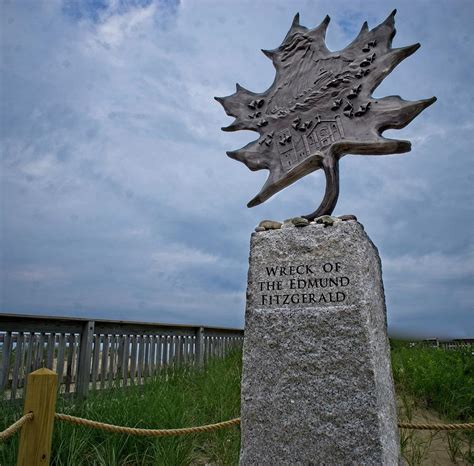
(1, 0), (473, 337)
(91, 2), (157, 48)
(6, 265), (68, 283)
(384, 249), (474, 281)
(151, 245), (219, 271)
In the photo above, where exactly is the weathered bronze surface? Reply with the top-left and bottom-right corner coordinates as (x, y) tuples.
(215, 11), (436, 220)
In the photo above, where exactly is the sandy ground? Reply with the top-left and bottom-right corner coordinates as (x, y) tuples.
(398, 395), (473, 465)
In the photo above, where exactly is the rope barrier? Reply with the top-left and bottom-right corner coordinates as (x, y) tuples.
(398, 422), (474, 431)
(0, 412), (33, 441)
(2, 413), (473, 444)
(54, 413), (241, 436)
(52, 415), (474, 435)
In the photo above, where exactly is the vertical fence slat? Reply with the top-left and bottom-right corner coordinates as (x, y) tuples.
(144, 335), (150, 378)
(24, 333), (35, 392)
(182, 336), (188, 365)
(149, 335), (156, 377)
(182, 336), (187, 366)
(130, 335), (137, 386)
(116, 335), (124, 386)
(167, 336), (173, 370)
(0, 331), (12, 393)
(65, 333), (75, 393)
(11, 332), (24, 399)
(137, 335), (144, 385)
(108, 334), (116, 389)
(152, 335), (156, 372)
(34, 332), (45, 370)
(30, 333), (38, 374)
(77, 321), (95, 397)
(156, 336), (162, 374)
(19, 333), (29, 390)
(72, 333), (80, 389)
(171, 336), (177, 369)
(176, 336), (182, 368)
(195, 327), (204, 367)
(122, 335), (129, 387)
(33, 333), (40, 373)
(45, 333), (55, 370)
(191, 336), (195, 365)
(100, 334), (109, 390)
(91, 334), (100, 391)
(182, 336), (187, 365)
(162, 336), (169, 369)
(56, 333), (65, 391)
(175, 336), (180, 368)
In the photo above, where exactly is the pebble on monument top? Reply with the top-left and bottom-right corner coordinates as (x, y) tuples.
(255, 215), (357, 232)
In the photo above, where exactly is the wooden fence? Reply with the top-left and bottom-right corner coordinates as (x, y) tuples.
(414, 339), (474, 350)
(0, 313), (244, 400)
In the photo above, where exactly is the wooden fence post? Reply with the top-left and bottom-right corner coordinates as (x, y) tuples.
(195, 327), (205, 367)
(17, 368), (58, 466)
(76, 320), (95, 398)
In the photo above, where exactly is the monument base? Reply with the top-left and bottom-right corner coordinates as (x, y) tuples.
(240, 220), (399, 465)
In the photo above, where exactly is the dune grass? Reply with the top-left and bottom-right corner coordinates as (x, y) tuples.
(391, 340), (474, 464)
(391, 340), (474, 422)
(0, 350), (242, 466)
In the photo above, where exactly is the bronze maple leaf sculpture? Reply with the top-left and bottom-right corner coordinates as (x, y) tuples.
(215, 10), (436, 220)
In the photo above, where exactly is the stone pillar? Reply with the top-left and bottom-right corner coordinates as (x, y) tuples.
(240, 220), (399, 465)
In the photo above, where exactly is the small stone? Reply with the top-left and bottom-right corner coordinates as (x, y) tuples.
(339, 214), (358, 222)
(258, 220), (282, 230)
(254, 226), (265, 232)
(284, 217), (310, 227)
(315, 215), (338, 226)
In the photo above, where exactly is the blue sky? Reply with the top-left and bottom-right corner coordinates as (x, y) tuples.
(1, 0), (473, 338)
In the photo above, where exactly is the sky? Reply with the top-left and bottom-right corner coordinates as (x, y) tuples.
(1, 0), (473, 339)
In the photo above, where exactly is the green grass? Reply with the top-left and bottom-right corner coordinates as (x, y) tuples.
(391, 340), (474, 465)
(391, 340), (474, 422)
(0, 350), (242, 466)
